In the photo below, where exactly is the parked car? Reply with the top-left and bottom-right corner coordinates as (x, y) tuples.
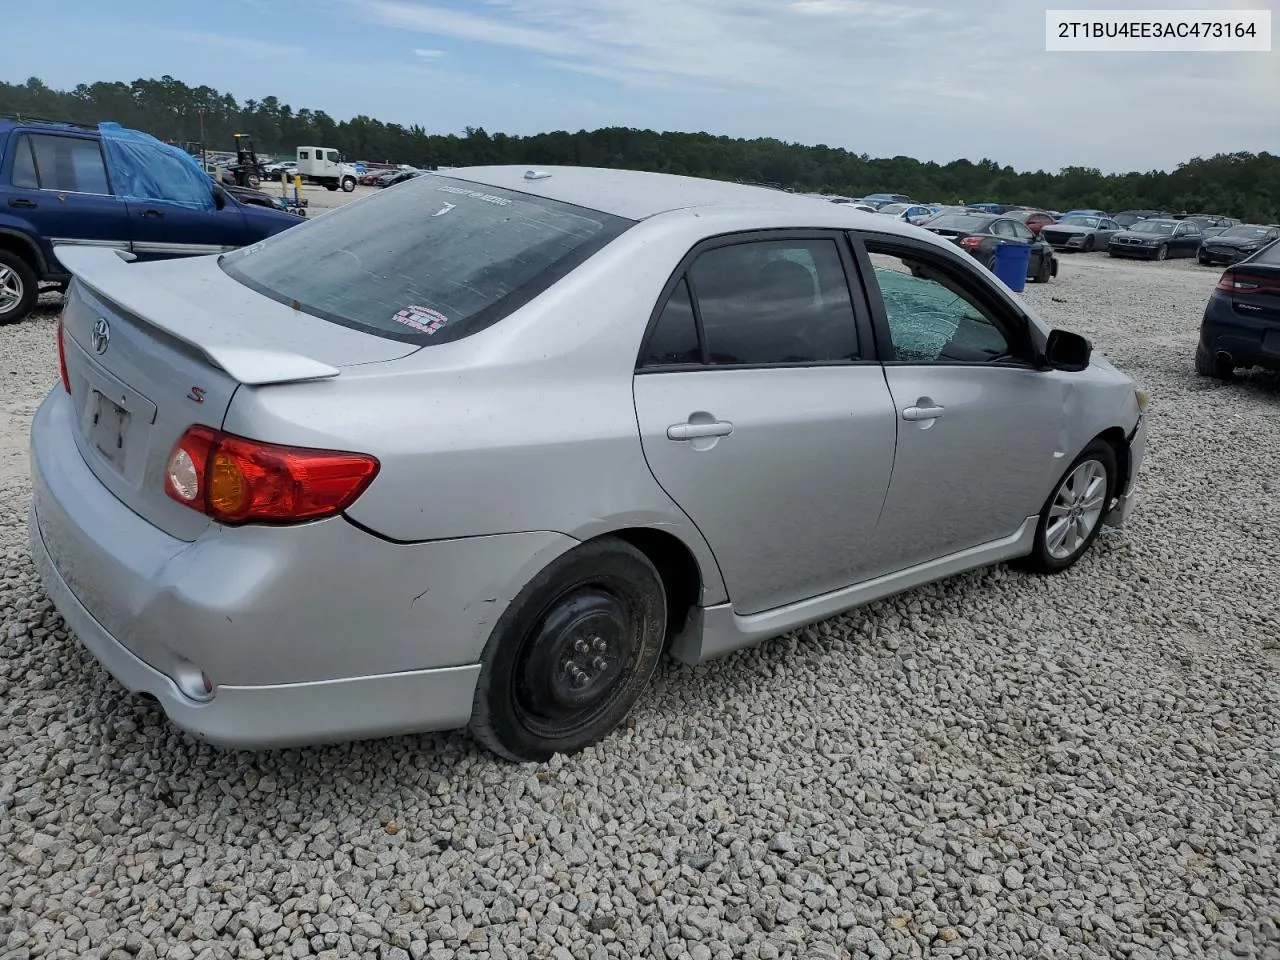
(1181, 215), (1234, 239)
(1198, 224), (1280, 266)
(875, 202), (936, 224)
(1040, 214), (1122, 253)
(0, 117), (301, 325)
(925, 213), (1058, 283)
(1112, 209), (1168, 229)
(861, 193), (914, 209)
(1108, 218), (1204, 260)
(1007, 210), (1057, 235)
(1057, 209), (1109, 220)
(29, 165), (1146, 760)
(1195, 238), (1280, 379)
(378, 169), (431, 188)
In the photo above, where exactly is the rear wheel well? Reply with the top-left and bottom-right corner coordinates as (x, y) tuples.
(1095, 426), (1130, 502)
(606, 528), (702, 650)
(0, 232), (43, 278)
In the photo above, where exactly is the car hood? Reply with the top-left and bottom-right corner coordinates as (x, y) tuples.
(1111, 230), (1168, 242)
(1204, 235), (1265, 248)
(1042, 224), (1098, 235)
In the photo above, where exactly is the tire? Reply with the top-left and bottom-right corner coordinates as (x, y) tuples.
(341, 177), (356, 193)
(1015, 440), (1117, 575)
(1195, 344), (1233, 380)
(1155, 244), (1168, 261)
(1108, 250), (1120, 258)
(324, 183), (338, 192)
(469, 537), (668, 762)
(1033, 255), (1052, 283)
(0, 250), (39, 326)
(1083, 236), (1095, 252)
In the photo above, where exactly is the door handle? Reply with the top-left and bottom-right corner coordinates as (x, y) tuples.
(902, 405), (945, 421)
(142, 209), (164, 219)
(667, 420), (733, 441)
(8, 198), (36, 209)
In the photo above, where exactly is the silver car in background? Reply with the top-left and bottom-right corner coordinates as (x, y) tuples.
(30, 166), (1148, 762)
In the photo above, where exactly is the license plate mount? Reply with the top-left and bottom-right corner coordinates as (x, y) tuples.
(89, 390), (131, 469)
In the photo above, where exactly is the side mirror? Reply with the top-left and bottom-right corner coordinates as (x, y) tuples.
(1044, 329), (1092, 372)
(212, 184), (227, 210)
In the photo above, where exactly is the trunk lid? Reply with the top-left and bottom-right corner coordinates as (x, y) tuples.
(56, 247), (418, 541)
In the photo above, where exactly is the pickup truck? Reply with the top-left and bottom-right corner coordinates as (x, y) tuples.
(0, 118), (302, 325)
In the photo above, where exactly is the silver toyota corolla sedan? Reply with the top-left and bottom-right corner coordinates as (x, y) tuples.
(29, 166), (1148, 762)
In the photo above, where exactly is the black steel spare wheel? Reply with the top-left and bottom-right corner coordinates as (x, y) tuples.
(515, 590), (633, 729)
(470, 537), (667, 762)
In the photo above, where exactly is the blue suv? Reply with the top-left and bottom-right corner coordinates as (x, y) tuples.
(0, 118), (301, 324)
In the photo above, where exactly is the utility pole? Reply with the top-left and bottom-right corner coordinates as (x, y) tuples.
(198, 108), (206, 170)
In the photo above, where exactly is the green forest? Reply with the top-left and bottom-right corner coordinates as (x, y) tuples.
(3, 75), (1278, 221)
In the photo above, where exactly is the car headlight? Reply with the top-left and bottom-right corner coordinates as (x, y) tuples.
(1135, 388), (1149, 412)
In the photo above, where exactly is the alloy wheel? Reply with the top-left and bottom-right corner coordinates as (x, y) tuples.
(0, 265), (23, 315)
(1045, 458), (1108, 560)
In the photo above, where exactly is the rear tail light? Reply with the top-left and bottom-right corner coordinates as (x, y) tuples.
(164, 426), (379, 525)
(1216, 270), (1280, 295)
(959, 236), (984, 250)
(56, 315), (71, 394)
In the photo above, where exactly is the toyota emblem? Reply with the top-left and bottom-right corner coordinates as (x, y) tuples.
(91, 317), (110, 355)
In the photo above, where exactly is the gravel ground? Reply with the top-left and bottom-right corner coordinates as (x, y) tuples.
(1, 252), (1278, 960)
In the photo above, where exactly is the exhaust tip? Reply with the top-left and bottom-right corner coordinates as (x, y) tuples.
(1216, 350), (1233, 365)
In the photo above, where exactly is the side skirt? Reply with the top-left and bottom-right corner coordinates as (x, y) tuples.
(669, 516), (1039, 665)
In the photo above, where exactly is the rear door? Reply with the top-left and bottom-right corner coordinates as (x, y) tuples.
(1174, 221), (1202, 256)
(849, 232), (1068, 571)
(6, 131), (132, 269)
(632, 231), (899, 615)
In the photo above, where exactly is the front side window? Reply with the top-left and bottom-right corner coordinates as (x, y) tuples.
(863, 244), (1014, 364)
(688, 238), (859, 365)
(221, 175), (633, 344)
(22, 134), (111, 194)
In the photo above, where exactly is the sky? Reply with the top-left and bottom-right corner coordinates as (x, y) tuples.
(4, 0), (1278, 174)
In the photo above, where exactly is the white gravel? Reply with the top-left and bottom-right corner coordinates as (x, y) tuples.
(2, 253), (1279, 960)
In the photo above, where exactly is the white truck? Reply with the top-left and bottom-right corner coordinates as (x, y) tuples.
(294, 146), (359, 192)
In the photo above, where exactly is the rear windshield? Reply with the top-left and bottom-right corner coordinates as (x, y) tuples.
(928, 214), (991, 230)
(1220, 225), (1273, 240)
(220, 175), (633, 344)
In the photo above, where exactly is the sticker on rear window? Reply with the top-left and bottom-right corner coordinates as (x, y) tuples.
(392, 305), (449, 334)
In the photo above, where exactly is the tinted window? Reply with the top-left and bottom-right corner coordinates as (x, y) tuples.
(26, 134), (111, 194)
(327, 151), (340, 163)
(864, 246), (1012, 364)
(689, 239), (858, 365)
(1010, 221), (1034, 241)
(1132, 220), (1177, 235)
(11, 136), (37, 189)
(221, 176), (633, 345)
(641, 278), (701, 367)
(1253, 242), (1280, 266)
(1221, 225), (1273, 240)
(299, 150), (309, 159)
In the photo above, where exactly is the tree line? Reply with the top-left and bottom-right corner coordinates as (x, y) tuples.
(2, 75), (1278, 222)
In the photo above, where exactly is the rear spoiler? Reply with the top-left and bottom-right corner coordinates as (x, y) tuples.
(53, 245), (341, 386)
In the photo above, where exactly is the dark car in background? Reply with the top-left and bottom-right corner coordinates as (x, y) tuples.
(1179, 214), (1236, 238)
(1108, 218), (1204, 260)
(1195, 239), (1280, 379)
(1198, 224), (1280, 266)
(925, 212), (1057, 282)
(377, 169), (431, 188)
(1040, 214), (1122, 252)
(1113, 209), (1169, 228)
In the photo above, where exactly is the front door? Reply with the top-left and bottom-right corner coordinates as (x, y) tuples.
(5, 131), (132, 269)
(632, 233), (899, 616)
(851, 232), (1071, 572)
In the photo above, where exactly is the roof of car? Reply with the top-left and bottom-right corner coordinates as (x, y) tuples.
(438, 165), (883, 222)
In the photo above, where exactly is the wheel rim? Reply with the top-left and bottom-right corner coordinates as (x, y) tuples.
(512, 586), (637, 739)
(1157, 245), (1167, 260)
(0, 265), (23, 313)
(1046, 459), (1108, 560)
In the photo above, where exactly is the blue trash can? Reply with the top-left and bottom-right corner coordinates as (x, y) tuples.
(992, 242), (1031, 292)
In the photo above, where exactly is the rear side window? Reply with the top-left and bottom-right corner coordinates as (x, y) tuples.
(221, 176), (633, 344)
(11, 137), (37, 189)
(20, 133), (112, 194)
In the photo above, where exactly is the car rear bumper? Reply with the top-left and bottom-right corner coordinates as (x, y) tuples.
(1104, 414), (1146, 530)
(28, 388), (575, 748)
(1199, 311), (1280, 370)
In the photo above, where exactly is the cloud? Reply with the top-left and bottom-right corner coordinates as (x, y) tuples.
(412, 48), (448, 59)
